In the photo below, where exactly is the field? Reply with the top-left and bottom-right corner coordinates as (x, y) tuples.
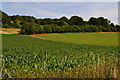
(0, 28), (20, 34)
(1, 33), (120, 78)
(34, 32), (118, 46)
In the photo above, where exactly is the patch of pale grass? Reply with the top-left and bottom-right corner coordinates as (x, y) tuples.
(0, 28), (20, 34)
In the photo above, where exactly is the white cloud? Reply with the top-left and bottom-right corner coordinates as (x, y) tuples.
(33, 8), (64, 17)
(2, 2), (118, 24)
(75, 3), (118, 24)
(3, 3), (65, 17)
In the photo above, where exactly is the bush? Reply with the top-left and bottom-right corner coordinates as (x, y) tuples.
(2, 24), (9, 28)
(20, 22), (36, 34)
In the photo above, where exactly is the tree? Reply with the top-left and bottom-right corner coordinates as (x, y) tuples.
(97, 17), (110, 27)
(43, 25), (52, 33)
(35, 19), (42, 25)
(110, 23), (115, 27)
(60, 16), (69, 23)
(69, 16), (84, 26)
(2, 11), (11, 25)
(2, 11), (119, 34)
(38, 25), (45, 33)
(88, 17), (100, 25)
(41, 18), (52, 25)
(50, 24), (59, 33)
(116, 25), (120, 32)
(73, 25), (81, 32)
(20, 22), (36, 34)
(14, 20), (22, 28)
(56, 27), (64, 33)
(57, 20), (69, 26)
(109, 26), (117, 32)
(83, 25), (98, 32)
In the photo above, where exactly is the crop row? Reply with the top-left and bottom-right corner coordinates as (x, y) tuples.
(1, 34), (119, 78)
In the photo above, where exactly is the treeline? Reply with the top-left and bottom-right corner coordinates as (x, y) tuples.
(1, 11), (120, 34)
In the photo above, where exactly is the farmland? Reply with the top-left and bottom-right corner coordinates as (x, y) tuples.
(34, 32), (118, 46)
(1, 33), (120, 78)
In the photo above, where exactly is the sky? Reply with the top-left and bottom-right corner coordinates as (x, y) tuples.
(1, 2), (118, 24)
(2, 0), (120, 2)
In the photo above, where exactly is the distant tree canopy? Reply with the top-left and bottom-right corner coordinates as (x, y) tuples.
(1, 11), (120, 34)
(60, 16), (69, 23)
(69, 16), (85, 26)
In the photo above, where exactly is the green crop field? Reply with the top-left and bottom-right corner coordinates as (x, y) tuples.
(1, 33), (120, 78)
(34, 33), (118, 46)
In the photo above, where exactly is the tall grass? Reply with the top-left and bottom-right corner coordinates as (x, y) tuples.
(2, 56), (119, 78)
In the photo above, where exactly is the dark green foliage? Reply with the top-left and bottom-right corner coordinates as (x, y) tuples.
(35, 19), (42, 25)
(37, 25), (45, 33)
(60, 16), (69, 23)
(62, 25), (72, 32)
(2, 11), (120, 34)
(43, 25), (52, 33)
(57, 20), (67, 26)
(73, 25), (81, 32)
(2, 12), (11, 25)
(116, 25), (120, 32)
(50, 24), (59, 33)
(110, 23), (115, 27)
(98, 17), (110, 27)
(69, 16), (85, 26)
(41, 18), (52, 25)
(20, 22), (36, 34)
(83, 25), (98, 32)
(2, 24), (9, 28)
(109, 26), (117, 32)
(88, 17), (111, 28)
(88, 17), (100, 25)
(56, 27), (64, 33)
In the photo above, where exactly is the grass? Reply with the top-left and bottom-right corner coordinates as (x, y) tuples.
(1, 33), (120, 78)
(34, 32), (118, 46)
(0, 28), (20, 34)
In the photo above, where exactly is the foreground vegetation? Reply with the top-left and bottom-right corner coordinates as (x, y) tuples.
(2, 34), (119, 78)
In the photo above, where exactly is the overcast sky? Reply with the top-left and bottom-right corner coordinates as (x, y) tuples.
(2, 2), (118, 24)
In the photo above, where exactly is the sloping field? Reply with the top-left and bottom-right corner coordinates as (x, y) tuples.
(2, 34), (119, 78)
(0, 28), (20, 34)
(34, 33), (118, 46)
